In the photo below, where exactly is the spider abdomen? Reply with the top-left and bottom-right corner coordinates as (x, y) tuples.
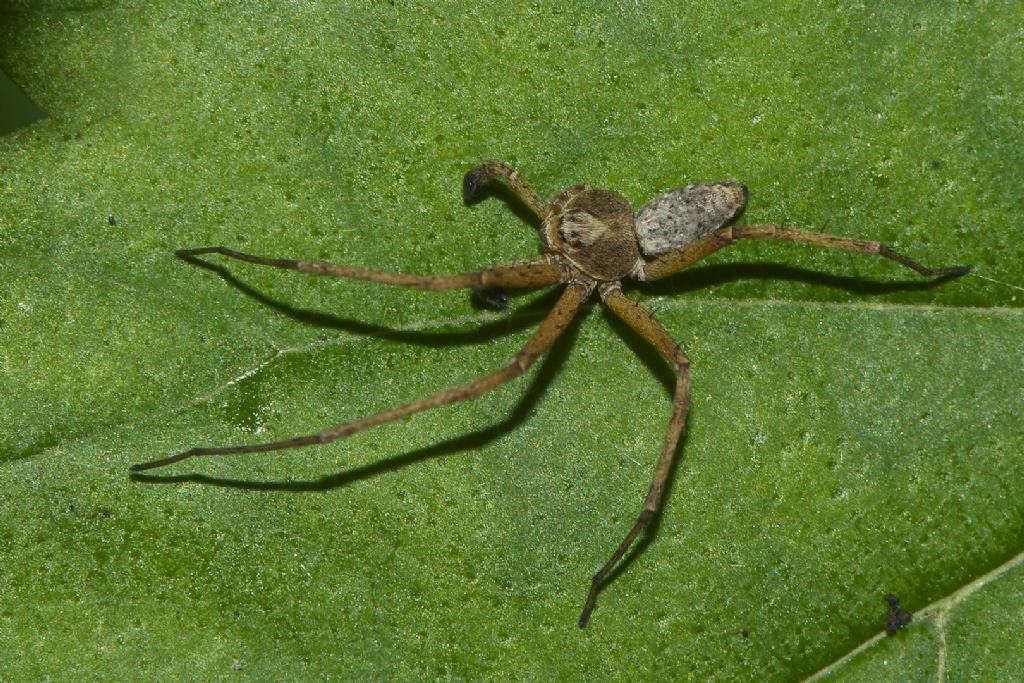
(634, 183), (748, 258)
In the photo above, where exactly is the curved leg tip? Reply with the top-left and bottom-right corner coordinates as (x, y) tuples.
(130, 458), (171, 472)
(130, 448), (198, 472)
(175, 246), (221, 259)
(578, 583), (599, 629)
(462, 166), (490, 203)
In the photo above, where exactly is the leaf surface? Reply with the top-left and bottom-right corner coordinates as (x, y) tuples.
(1, 2), (1021, 680)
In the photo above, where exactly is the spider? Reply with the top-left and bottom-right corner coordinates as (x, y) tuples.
(132, 160), (970, 627)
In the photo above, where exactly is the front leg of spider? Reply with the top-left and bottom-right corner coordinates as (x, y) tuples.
(134, 161), (971, 630)
(131, 164), (573, 473)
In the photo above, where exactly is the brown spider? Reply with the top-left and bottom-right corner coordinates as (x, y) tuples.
(132, 160), (970, 627)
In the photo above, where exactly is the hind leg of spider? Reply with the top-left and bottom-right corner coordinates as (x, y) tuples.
(462, 160), (549, 220)
(175, 246), (567, 292)
(130, 281), (592, 472)
(640, 224), (972, 282)
(577, 283), (692, 628)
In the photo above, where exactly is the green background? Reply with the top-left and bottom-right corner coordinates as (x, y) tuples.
(2, 1), (1022, 680)
(0, 67), (45, 135)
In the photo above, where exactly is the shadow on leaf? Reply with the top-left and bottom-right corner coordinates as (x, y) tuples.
(131, 306), (584, 490)
(638, 261), (964, 298)
(176, 252), (563, 347)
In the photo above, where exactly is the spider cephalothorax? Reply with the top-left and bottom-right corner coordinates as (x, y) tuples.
(544, 185), (640, 281)
(133, 159), (969, 627)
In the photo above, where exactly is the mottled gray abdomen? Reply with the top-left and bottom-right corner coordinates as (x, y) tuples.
(634, 183), (748, 258)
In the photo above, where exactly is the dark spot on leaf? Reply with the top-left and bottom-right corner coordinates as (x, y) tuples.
(884, 593), (912, 635)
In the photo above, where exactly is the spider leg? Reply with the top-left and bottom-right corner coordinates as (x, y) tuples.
(462, 160), (550, 220)
(130, 281), (593, 472)
(640, 224), (972, 282)
(176, 246), (567, 291)
(578, 283), (691, 628)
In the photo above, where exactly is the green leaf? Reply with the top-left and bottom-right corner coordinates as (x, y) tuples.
(0, 68), (46, 135)
(1, 2), (1021, 680)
